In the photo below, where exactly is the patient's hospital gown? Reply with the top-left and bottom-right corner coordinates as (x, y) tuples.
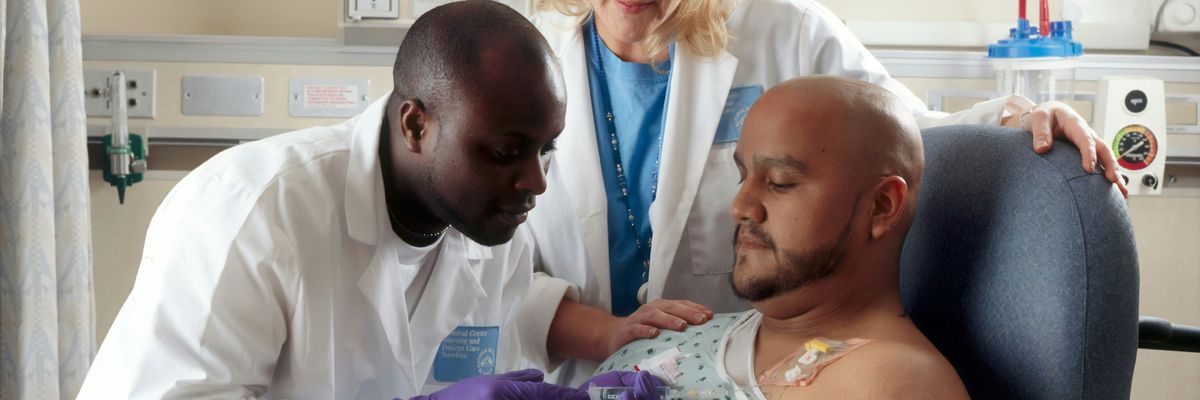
(597, 312), (763, 399)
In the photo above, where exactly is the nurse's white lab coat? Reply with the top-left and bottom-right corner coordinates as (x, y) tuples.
(79, 96), (538, 399)
(517, 0), (1016, 383)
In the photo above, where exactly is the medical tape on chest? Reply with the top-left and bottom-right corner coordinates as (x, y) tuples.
(633, 347), (686, 385)
(757, 337), (871, 387)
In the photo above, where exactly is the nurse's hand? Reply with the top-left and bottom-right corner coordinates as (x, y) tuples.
(1003, 99), (1129, 197)
(607, 299), (713, 356)
(408, 369), (588, 400)
(547, 298), (712, 362)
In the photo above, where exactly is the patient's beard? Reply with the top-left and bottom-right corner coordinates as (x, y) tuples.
(730, 219), (853, 302)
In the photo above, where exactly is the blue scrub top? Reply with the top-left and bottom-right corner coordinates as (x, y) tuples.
(583, 18), (672, 317)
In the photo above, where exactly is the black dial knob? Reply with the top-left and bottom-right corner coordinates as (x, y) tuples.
(1142, 175), (1158, 189)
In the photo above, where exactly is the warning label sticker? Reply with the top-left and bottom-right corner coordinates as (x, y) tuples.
(304, 85), (359, 109)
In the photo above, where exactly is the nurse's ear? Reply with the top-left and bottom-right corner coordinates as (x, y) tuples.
(397, 98), (429, 153)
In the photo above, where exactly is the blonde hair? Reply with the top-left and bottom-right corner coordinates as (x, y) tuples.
(538, 0), (732, 62)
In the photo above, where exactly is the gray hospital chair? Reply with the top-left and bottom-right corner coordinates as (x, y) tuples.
(899, 125), (1199, 399)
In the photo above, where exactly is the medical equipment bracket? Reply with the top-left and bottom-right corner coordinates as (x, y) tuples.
(101, 133), (145, 204)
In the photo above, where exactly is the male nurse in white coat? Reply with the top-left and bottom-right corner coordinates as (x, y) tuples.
(78, 2), (579, 399)
(517, 0), (1130, 385)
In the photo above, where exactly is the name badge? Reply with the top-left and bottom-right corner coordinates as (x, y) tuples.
(713, 85), (764, 144)
(432, 325), (500, 382)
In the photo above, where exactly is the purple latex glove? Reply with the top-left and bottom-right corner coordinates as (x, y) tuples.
(407, 369), (588, 400)
(579, 370), (663, 400)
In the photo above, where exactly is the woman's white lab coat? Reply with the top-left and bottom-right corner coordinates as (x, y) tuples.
(517, 0), (1015, 383)
(78, 96), (537, 399)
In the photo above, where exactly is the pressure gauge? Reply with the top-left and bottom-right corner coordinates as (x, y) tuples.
(1095, 77), (1166, 195)
(1112, 124), (1158, 171)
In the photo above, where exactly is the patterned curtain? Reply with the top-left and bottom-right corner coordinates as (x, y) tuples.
(0, 0), (94, 399)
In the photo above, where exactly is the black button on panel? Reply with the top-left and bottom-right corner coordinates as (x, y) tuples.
(1125, 90), (1148, 113)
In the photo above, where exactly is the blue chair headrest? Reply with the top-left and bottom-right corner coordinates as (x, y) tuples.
(901, 125), (1139, 399)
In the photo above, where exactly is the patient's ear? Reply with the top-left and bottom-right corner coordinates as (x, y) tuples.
(868, 176), (908, 240)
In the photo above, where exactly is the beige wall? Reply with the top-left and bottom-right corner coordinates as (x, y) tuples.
(89, 171), (184, 342)
(1127, 195), (1200, 399)
(81, 0), (341, 38)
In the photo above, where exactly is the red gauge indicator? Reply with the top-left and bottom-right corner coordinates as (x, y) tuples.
(1112, 124), (1158, 171)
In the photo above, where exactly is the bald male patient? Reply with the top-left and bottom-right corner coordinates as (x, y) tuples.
(593, 76), (968, 400)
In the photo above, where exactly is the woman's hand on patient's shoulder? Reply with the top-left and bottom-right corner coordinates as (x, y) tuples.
(606, 299), (713, 355)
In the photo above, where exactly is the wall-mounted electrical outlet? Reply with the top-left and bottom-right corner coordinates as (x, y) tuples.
(84, 69), (156, 119)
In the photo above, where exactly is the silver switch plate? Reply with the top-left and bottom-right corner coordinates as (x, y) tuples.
(181, 76), (264, 116)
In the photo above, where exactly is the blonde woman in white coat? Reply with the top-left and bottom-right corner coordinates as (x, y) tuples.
(516, 0), (1127, 385)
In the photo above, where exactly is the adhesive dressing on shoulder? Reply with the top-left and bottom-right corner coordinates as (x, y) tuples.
(757, 337), (871, 387)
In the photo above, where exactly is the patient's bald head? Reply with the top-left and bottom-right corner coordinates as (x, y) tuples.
(730, 76), (923, 308)
(757, 76), (924, 193)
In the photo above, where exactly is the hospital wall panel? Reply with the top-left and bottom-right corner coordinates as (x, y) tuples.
(83, 60), (393, 132)
(81, 0), (341, 38)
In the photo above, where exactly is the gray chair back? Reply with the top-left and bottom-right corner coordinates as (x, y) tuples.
(901, 125), (1139, 399)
